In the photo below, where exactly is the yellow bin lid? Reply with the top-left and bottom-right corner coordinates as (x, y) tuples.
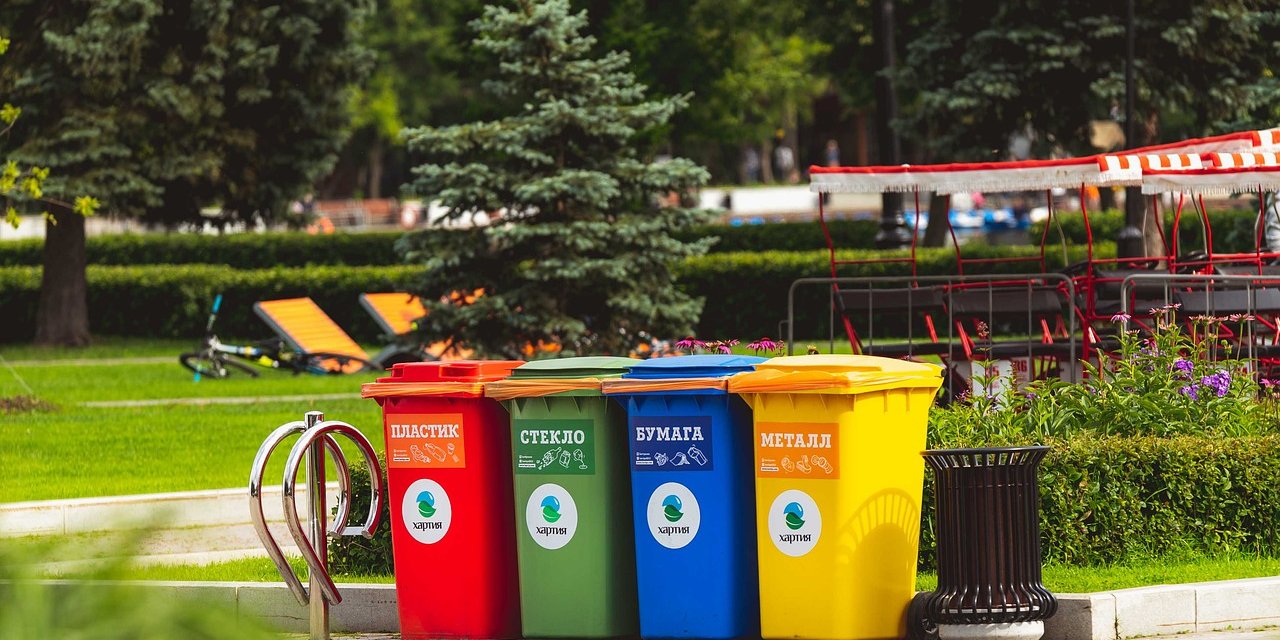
(726, 354), (943, 395)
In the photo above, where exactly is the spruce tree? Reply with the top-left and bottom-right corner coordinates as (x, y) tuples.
(399, 0), (712, 358)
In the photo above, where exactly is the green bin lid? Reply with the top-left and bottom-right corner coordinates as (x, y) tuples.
(508, 356), (637, 380)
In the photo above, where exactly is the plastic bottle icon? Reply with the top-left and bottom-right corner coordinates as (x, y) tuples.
(411, 445), (430, 464)
(425, 442), (448, 462)
(687, 445), (708, 466)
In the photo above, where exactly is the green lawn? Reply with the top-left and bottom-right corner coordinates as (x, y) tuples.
(118, 556), (395, 584)
(0, 340), (384, 501)
(917, 553), (1280, 593)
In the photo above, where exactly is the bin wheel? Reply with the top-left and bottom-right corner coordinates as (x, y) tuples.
(907, 591), (938, 640)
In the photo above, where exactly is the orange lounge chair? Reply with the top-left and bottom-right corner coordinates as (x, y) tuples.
(359, 292), (470, 366)
(253, 297), (374, 374)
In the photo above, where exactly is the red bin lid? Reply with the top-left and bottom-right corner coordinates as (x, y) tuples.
(362, 360), (524, 398)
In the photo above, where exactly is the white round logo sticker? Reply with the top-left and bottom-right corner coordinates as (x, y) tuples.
(525, 483), (578, 550)
(646, 482), (701, 549)
(401, 478), (452, 544)
(768, 489), (821, 557)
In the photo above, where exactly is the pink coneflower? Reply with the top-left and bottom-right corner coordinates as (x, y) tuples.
(674, 336), (705, 351)
(747, 337), (779, 353)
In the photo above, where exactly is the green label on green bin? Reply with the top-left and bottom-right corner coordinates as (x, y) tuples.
(514, 419), (595, 475)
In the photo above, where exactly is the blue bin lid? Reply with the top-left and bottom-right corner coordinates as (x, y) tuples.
(622, 354), (765, 380)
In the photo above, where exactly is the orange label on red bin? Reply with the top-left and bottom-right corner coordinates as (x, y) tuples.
(386, 413), (465, 469)
(755, 422), (839, 479)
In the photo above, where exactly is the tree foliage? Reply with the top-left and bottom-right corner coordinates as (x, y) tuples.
(895, 0), (1280, 161)
(399, 0), (713, 357)
(2, 0), (372, 223)
(0, 0), (372, 344)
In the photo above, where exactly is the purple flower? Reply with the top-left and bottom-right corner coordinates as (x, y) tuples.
(1200, 370), (1232, 398)
(1179, 384), (1199, 400)
(1172, 358), (1194, 378)
(1110, 313), (1131, 323)
(675, 336), (705, 351)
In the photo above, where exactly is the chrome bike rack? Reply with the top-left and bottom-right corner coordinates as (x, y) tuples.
(249, 410), (383, 640)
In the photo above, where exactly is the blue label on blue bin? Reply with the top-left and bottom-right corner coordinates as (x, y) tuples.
(631, 416), (712, 471)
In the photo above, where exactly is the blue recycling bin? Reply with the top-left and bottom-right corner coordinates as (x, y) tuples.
(602, 354), (764, 640)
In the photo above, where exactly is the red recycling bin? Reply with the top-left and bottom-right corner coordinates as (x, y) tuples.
(362, 360), (524, 639)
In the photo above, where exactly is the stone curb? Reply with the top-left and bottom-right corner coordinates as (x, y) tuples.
(20, 575), (1280, 638)
(1044, 576), (1280, 639)
(30, 580), (398, 634)
(0, 484), (340, 537)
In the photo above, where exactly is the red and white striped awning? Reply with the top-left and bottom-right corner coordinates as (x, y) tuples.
(809, 129), (1264, 195)
(1204, 152), (1280, 169)
(1096, 154), (1203, 185)
(1141, 166), (1280, 195)
(1252, 128), (1280, 150)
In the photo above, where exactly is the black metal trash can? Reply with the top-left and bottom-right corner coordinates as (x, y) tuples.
(920, 446), (1057, 637)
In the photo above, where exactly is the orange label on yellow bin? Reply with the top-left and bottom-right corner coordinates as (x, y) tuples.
(386, 413), (465, 469)
(755, 422), (839, 479)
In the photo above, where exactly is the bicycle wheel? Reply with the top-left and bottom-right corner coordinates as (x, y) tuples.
(299, 352), (378, 375)
(179, 352), (260, 379)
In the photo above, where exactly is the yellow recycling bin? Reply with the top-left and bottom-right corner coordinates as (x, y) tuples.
(727, 354), (943, 640)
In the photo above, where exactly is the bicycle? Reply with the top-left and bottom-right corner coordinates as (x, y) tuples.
(179, 295), (377, 380)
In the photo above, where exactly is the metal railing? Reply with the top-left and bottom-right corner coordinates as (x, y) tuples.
(1120, 273), (1280, 364)
(786, 275), (1080, 395)
(249, 411), (384, 640)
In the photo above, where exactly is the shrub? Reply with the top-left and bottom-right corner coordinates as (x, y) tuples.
(930, 307), (1278, 442)
(1032, 207), (1262, 255)
(0, 265), (419, 342)
(327, 453), (393, 576)
(0, 220), (881, 268)
(681, 242), (1112, 338)
(0, 243), (1112, 342)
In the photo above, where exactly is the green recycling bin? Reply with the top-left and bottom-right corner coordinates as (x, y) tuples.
(485, 356), (639, 638)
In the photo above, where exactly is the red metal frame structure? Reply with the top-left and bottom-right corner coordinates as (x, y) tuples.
(808, 128), (1277, 365)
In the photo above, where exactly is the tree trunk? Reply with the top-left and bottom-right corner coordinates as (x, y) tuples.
(760, 140), (774, 183)
(921, 193), (951, 248)
(1142, 195), (1166, 261)
(34, 206), (90, 346)
(368, 138), (384, 200)
(1099, 186), (1116, 211)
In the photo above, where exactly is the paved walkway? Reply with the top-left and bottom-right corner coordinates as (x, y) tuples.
(81, 392), (359, 408)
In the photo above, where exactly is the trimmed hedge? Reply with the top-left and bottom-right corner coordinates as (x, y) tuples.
(331, 433), (1280, 574)
(0, 220), (882, 268)
(0, 243), (1112, 343)
(681, 242), (1113, 338)
(1032, 207), (1262, 255)
(0, 265), (419, 342)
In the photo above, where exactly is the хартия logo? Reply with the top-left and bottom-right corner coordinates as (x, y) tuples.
(402, 479), (451, 545)
(541, 495), (562, 523)
(662, 494), (684, 522)
(783, 501), (805, 530)
(417, 491), (437, 518)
